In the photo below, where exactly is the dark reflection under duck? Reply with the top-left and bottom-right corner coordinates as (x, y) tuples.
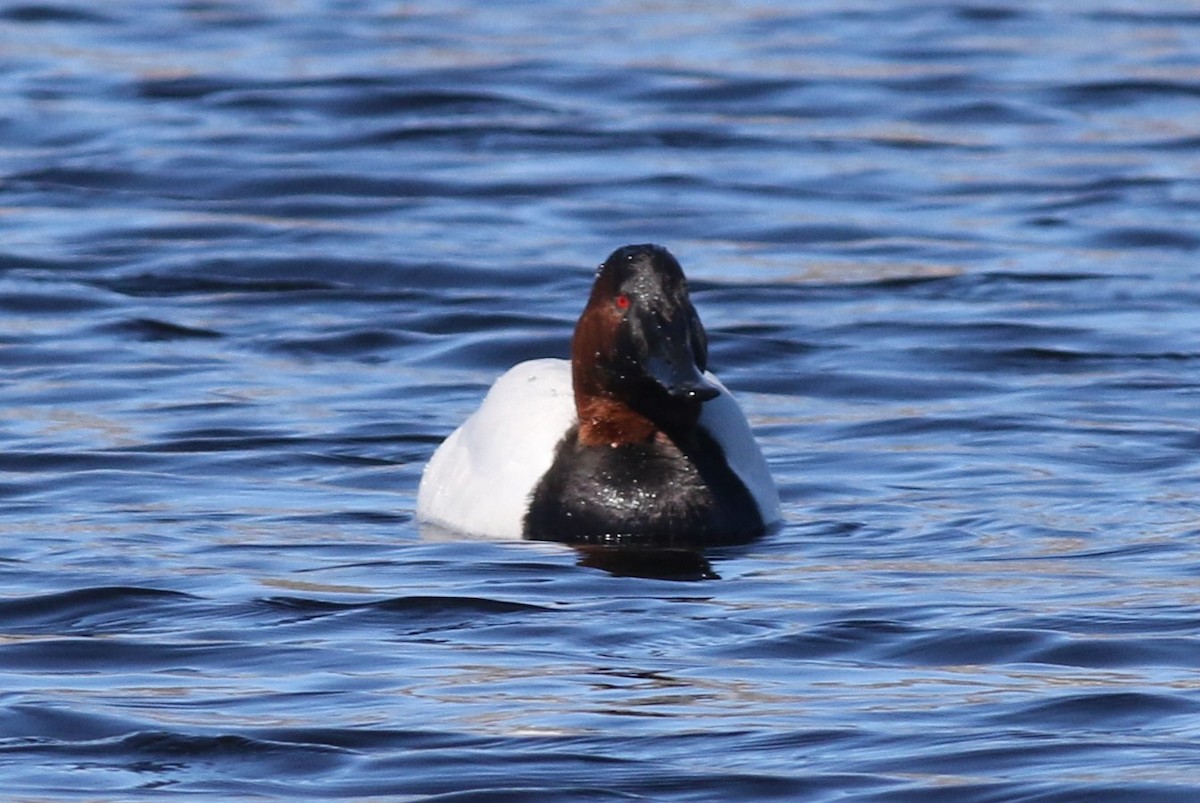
(537, 526), (769, 580)
(573, 545), (721, 581)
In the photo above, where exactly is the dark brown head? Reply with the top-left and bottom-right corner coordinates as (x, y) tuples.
(571, 244), (719, 446)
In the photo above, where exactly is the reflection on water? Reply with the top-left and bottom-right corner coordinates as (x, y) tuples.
(574, 546), (721, 581)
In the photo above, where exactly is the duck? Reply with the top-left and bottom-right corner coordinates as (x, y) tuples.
(416, 244), (780, 545)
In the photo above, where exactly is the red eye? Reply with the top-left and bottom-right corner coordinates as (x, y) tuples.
(615, 294), (630, 311)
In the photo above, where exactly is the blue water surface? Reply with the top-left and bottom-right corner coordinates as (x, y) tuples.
(2, 1), (1200, 799)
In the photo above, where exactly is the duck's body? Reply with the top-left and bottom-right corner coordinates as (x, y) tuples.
(416, 358), (575, 540)
(416, 245), (780, 544)
(417, 357), (779, 543)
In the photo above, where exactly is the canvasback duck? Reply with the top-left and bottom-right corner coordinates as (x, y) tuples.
(416, 244), (780, 545)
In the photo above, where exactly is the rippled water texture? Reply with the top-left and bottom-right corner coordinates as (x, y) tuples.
(3, 1), (1200, 799)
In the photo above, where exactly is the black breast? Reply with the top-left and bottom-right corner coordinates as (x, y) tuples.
(524, 426), (764, 546)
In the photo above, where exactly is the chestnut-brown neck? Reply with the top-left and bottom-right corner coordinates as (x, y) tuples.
(575, 394), (657, 447)
(571, 280), (655, 447)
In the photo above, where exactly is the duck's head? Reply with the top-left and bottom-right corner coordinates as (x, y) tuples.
(572, 244), (719, 446)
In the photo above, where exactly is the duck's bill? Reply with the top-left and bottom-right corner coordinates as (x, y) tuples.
(644, 352), (721, 402)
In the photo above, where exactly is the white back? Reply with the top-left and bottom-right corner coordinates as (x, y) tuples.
(699, 374), (782, 525)
(416, 359), (576, 538)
